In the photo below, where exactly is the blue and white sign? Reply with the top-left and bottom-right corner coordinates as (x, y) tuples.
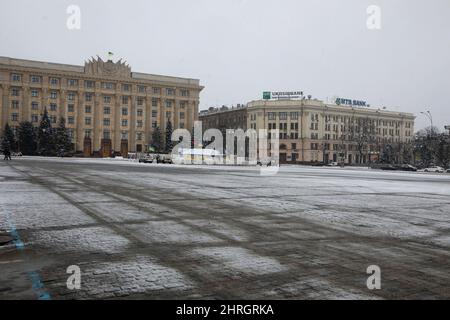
(335, 98), (367, 107)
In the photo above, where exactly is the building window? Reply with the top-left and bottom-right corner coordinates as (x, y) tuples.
(11, 113), (19, 121)
(68, 104), (75, 112)
(68, 92), (75, 101)
(103, 96), (111, 104)
(179, 123), (185, 129)
(137, 120), (143, 128)
(152, 98), (158, 107)
(180, 101), (186, 109)
(279, 112), (287, 120)
(137, 109), (143, 117)
(68, 116), (75, 124)
(165, 100), (172, 108)
(31, 90), (39, 97)
(152, 121), (157, 128)
(122, 107), (128, 116)
(121, 131), (128, 140)
(85, 105), (91, 113)
(181, 89), (189, 97)
(31, 102), (39, 110)
(290, 112), (298, 119)
(102, 82), (114, 90)
(50, 91), (58, 99)
(138, 86), (146, 93)
(68, 79), (78, 86)
(85, 130), (92, 139)
(137, 97), (144, 106)
(11, 100), (19, 109)
(11, 73), (22, 82)
(85, 80), (95, 88)
(152, 110), (157, 118)
(104, 107), (111, 114)
(103, 118), (111, 126)
(85, 117), (92, 125)
(32, 114), (39, 123)
(122, 96), (129, 104)
(122, 84), (130, 92)
(292, 143), (297, 150)
(11, 88), (20, 96)
(103, 130), (110, 139)
(121, 119), (128, 127)
(166, 111), (171, 119)
(85, 93), (93, 101)
(180, 112), (185, 119)
(166, 88), (175, 96)
(30, 75), (41, 83)
(50, 103), (57, 111)
(50, 116), (57, 124)
(268, 112), (276, 120)
(136, 132), (143, 141)
(153, 87), (161, 95)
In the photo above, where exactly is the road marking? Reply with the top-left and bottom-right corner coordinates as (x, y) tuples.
(3, 210), (52, 300)
(0, 259), (23, 265)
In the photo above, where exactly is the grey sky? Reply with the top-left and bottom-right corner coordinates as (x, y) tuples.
(1, 0), (449, 131)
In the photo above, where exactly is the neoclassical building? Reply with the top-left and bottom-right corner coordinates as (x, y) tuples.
(0, 55), (203, 156)
(247, 99), (415, 164)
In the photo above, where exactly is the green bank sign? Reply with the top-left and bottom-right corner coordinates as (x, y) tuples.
(263, 91), (303, 100)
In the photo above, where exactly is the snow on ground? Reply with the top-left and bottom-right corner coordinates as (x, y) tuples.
(1, 157), (450, 299)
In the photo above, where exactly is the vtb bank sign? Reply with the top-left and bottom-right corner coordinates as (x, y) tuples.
(335, 98), (368, 107)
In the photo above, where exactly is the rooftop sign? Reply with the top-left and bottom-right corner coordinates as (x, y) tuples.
(263, 91), (303, 100)
(335, 98), (367, 107)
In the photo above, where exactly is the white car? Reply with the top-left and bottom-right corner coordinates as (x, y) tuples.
(423, 166), (445, 173)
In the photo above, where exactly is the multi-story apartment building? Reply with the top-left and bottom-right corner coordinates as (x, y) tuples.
(0, 56), (203, 157)
(247, 99), (415, 164)
(199, 104), (247, 133)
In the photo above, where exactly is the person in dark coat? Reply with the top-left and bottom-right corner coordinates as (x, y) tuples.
(3, 146), (11, 160)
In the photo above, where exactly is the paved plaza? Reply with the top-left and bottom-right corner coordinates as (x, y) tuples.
(0, 157), (449, 299)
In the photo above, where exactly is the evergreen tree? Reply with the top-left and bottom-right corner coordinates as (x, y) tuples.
(165, 119), (173, 153)
(37, 109), (55, 156)
(17, 121), (37, 155)
(151, 127), (163, 153)
(55, 117), (72, 153)
(2, 123), (17, 152)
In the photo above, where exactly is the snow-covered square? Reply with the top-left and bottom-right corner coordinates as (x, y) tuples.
(1, 157), (449, 299)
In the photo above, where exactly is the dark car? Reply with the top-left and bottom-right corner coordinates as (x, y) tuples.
(380, 164), (397, 170)
(399, 164), (417, 172)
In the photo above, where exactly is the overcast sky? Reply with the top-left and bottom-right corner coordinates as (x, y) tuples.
(1, 0), (449, 131)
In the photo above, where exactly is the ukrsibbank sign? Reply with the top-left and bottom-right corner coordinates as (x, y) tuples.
(263, 91), (303, 100)
(335, 98), (367, 107)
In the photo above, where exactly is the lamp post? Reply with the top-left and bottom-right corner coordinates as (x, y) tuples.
(420, 111), (433, 135)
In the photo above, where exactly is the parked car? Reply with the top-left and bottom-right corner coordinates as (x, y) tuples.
(446, 168), (450, 173)
(399, 164), (418, 172)
(138, 153), (155, 163)
(380, 164), (397, 170)
(423, 166), (445, 173)
(327, 162), (339, 167)
(156, 154), (173, 164)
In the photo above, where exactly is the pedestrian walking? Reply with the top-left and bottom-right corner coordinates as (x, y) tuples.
(3, 147), (11, 161)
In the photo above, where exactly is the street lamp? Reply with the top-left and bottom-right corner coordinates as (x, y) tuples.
(420, 111), (433, 134)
